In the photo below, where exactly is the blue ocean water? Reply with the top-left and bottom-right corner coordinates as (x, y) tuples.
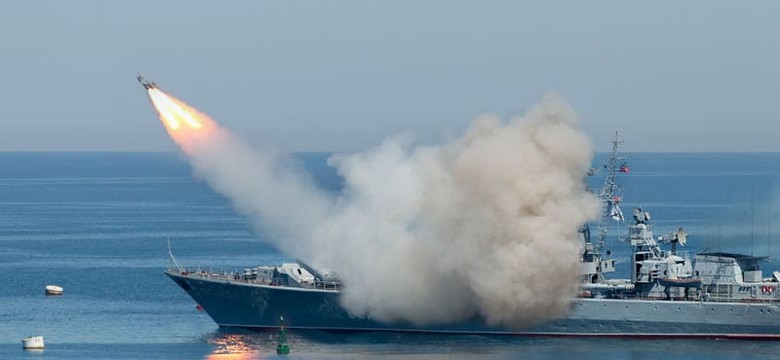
(2, 152), (780, 359)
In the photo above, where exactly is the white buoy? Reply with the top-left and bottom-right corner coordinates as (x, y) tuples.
(45, 285), (63, 296)
(22, 335), (45, 350)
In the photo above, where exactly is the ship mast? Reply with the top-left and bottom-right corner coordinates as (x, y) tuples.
(595, 132), (627, 254)
(580, 132), (627, 283)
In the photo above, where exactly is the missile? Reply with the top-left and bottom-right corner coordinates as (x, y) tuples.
(137, 73), (157, 90)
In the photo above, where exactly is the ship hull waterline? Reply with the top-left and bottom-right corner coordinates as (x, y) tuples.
(167, 271), (780, 340)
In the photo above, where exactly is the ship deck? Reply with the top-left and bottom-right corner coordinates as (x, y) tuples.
(167, 268), (342, 292)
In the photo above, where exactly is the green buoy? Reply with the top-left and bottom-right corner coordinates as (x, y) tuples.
(276, 316), (290, 355)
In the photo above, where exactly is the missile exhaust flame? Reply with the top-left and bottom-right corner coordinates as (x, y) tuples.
(147, 88), (206, 132)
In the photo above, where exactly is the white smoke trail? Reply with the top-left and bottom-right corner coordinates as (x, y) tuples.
(170, 93), (599, 327)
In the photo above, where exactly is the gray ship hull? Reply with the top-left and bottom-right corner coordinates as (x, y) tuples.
(168, 271), (780, 339)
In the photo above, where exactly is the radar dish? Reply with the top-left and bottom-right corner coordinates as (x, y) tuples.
(676, 227), (687, 246)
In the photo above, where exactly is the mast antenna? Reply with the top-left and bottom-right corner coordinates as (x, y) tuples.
(718, 206), (723, 252)
(751, 186), (755, 257)
(769, 180), (773, 258)
(595, 132), (628, 254)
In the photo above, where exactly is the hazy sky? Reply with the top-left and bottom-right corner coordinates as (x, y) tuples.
(1, 1), (778, 152)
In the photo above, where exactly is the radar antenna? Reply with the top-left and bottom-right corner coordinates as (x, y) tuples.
(669, 226), (687, 255)
(675, 227), (688, 246)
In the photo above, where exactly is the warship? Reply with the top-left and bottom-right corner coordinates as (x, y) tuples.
(166, 135), (780, 339)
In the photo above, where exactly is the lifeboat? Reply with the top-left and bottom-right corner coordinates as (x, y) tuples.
(22, 336), (45, 350)
(45, 285), (63, 296)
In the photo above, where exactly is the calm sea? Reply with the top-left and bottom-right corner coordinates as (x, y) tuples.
(2, 152), (780, 359)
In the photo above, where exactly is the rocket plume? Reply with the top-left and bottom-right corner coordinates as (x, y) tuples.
(145, 86), (599, 328)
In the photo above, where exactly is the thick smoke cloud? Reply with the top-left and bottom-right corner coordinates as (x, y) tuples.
(168, 93), (599, 328)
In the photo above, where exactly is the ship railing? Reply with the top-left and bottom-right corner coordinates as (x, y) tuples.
(309, 280), (342, 291)
(172, 268), (343, 290)
(173, 267), (275, 284)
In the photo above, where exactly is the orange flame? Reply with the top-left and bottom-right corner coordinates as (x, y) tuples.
(147, 88), (213, 135)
